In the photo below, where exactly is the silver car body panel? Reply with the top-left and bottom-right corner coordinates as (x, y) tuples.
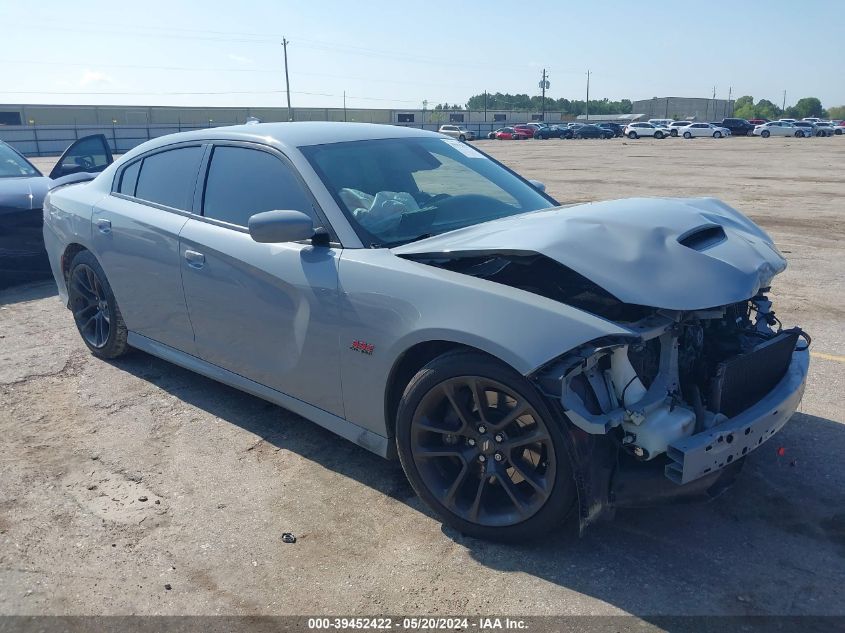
(394, 196), (786, 311)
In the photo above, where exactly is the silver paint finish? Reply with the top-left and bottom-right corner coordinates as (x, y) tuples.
(395, 196), (786, 310)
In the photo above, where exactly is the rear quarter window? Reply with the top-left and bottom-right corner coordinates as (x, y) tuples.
(134, 146), (204, 211)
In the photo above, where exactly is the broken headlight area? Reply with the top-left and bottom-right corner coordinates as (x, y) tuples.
(534, 293), (809, 471)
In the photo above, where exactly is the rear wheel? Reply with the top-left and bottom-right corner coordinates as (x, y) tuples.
(67, 250), (129, 359)
(671, 129), (678, 137)
(395, 350), (575, 541)
(747, 129), (755, 136)
(795, 130), (804, 138)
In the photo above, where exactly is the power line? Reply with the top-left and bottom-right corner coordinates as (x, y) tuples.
(0, 88), (420, 103)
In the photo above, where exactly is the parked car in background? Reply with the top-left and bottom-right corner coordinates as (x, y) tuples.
(624, 122), (668, 139)
(668, 121), (693, 136)
(494, 127), (530, 140)
(534, 125), (572, 140)
(438, 125), (475, 141)
(648, 119), (674, 128)
(835, 121), (845, 135)
(801, 117), (821, 123)
(596, 122), (624, 137)
(0, 135), (113, 288)
(680, 123), (729, 139)
(717, 118), (756, 136)
(748, 118), (769, 126)
(812, 122), (835, 137)
(513, 124), (538, 139)
(753, 121), (797, 137)
(791, 121), (816, 138)
(573, 124), (614, 139)
(779, 119), (797, 124)
(43, 121), (809, 540)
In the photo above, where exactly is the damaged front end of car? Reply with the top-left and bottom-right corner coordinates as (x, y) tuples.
(531, 294), (810, 529)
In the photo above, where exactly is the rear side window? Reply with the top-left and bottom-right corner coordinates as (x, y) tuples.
(118, 160), (141, 196)
(135, 146), (204, 211)
(202, 146), (313, 227)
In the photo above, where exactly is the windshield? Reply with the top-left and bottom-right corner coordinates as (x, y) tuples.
(301, 136), (555, 247)
(0, 143), (39, 178)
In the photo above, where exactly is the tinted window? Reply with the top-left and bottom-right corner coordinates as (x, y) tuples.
(134, 147), (203, 211)
(118, 160), (141, 195)
(202, 146), (313, 227)
(0, 143), (39, 178)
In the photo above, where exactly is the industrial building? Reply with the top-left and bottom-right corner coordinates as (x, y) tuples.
(631, 97), (734, 121)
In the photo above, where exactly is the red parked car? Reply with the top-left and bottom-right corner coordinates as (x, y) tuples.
(512, 124), (537, 138)
(748, 118), (769, 126)
(493, 127), (530, 140)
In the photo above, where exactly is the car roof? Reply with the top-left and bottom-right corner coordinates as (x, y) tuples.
(118, 122), (440, 160)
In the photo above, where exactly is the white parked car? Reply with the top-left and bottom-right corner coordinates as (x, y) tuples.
(624, 122), (669, 139)
(437, 125), (475, 141)
(648, 118), (674, 128)
(668, 121), (693, 136)
(801, 117), (821, 123)
(753, 121), (797, 137)
(678, 123), (729, 139)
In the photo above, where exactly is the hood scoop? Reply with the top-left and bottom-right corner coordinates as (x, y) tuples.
(677, 224), (726, 251)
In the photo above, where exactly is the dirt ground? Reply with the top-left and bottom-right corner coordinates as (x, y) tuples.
(1, 138), (844, 618)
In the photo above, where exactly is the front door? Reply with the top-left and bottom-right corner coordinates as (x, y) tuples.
(179, 143), (344, 417)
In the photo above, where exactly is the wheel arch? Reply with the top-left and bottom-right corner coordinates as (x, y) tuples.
(61, 243), (90, 286)
(383, 340), (518, 441)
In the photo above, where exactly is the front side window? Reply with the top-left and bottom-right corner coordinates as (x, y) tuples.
(135, 146), (204, 211)
(202, 146), (313, 227)
(0, 143), (39, 178)
(301, 136), (554, 247)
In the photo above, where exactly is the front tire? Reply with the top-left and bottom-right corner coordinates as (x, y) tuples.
(714, 131), (722, 138)
(683, 131), (692, 139)
(627, 131), (638, 139)
(654, 131), (664, 139)
(67, 250), (129, 359)
(761, 130), (770, 138)
(459, 134), (466, 142)
(395, 350), (575, 541)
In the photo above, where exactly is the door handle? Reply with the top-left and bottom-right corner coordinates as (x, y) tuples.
(184, 250), (205, 269)
(95, 218), (111, 234)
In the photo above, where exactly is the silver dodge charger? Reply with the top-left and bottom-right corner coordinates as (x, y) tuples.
(43, 122), (810, 540)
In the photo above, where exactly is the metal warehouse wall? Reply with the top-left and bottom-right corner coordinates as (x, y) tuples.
(0, 104), (570, 127)
(631, 97), (733, 121)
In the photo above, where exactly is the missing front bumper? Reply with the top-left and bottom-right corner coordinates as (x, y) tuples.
(665, 348), (810, 485)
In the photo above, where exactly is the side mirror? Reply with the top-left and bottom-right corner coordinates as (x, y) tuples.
(528, 179), (546, 192)
(248, 210), (315, 243)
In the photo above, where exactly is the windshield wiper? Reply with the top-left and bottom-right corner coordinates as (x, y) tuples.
(383, 233), (433, 248)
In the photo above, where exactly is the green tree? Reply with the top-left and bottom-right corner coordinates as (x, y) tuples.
(755, 99), (782, 120)
(784, 97), (825, 119)
(827, 105), (845, 120)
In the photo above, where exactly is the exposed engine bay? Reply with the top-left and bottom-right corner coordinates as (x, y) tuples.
(401, 245), (808, 491)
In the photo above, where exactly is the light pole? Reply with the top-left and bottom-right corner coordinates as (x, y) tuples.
(585, 70), (591, 121)
(539, 70), (549, 121)
(282, 38), (292, 121)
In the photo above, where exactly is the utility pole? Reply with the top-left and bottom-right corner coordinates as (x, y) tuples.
(712, 85), (716, 121)
(343, 91), (347, 122)
(540, 69), (548, 121)
(484, 90), (487, 122)
(727, 86), (732, 117)
(282, 38), (292, 121)
(585, 70), (591, 121)
(782, 90), (787, 114)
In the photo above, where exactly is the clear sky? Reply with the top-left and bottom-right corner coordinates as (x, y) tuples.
(2, 0), (842, 110)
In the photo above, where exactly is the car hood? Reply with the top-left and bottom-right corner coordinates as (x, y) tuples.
(0, 176), (51, 214)
(393, 197), (786, 311)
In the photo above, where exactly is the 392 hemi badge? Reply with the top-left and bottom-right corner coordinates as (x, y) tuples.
(350, 340), (375, 355)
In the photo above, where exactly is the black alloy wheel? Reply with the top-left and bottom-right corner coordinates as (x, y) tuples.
(396, 351), (575, 541)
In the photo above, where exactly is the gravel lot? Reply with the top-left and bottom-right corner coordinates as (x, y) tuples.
(1, 138), (844, 618)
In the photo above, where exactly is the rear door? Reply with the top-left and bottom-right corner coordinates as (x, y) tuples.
(49, 134), (114, 180)
(179, 142), (344, 416)
(93, 143), (204, 353)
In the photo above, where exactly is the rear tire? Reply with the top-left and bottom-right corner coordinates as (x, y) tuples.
(795, 130), (804, 138)
(67, 250), (129, 359)
(671, 129), (678, 137)
(395, 350), (576, 542)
